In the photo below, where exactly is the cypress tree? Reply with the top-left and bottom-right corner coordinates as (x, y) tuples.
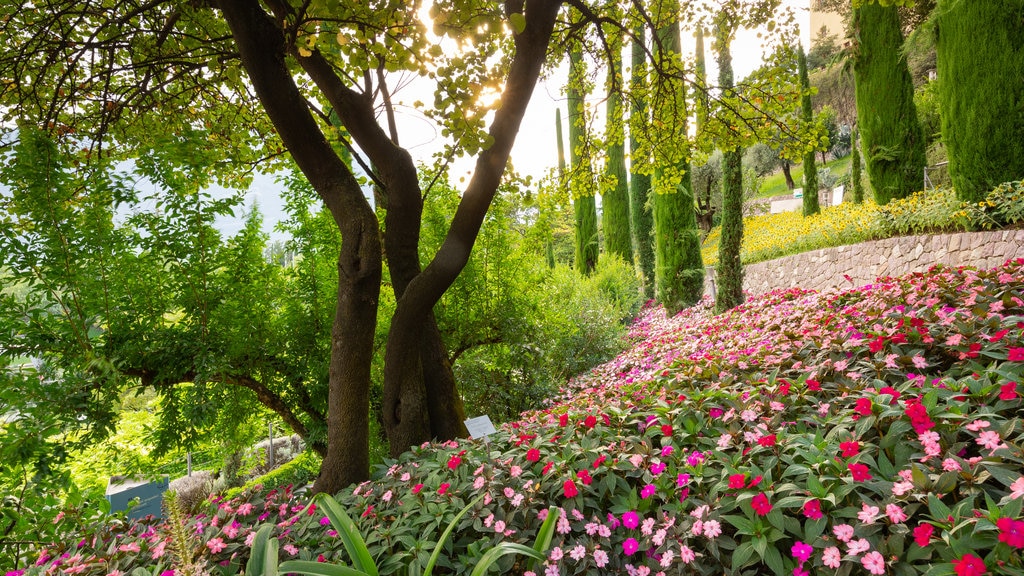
(937, 0), (1024, 202)
(715, 16), (744, 312)
(549, 108), (567, 268)
(652, 0), (704, 313)
(629, 21), (656, 299)
(569, 47), (598, 275)
(692, 27), (715, 232)
(602, 26), (633, 263)
(851, 128), (864, 204)
(853, 2), (926, 204)
(798, 44), (820, 216)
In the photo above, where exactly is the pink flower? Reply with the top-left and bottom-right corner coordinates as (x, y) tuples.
(952, 554), (986, 576)
(679, 545), (695, 563)
(822, 547), (841, 569)
(750, 492), (772, 516)
(593, 549), (608, 568)
(1010, 476), (1024, 500)
(913, 523), (934, 546)
(861, 551), (886, 575)
(803, 499), (823, 519)
(847, 539), (870, 556)
(703, 519), (722, 538)
(858, 504), (880, 524)
(791, 541), (813, 563)
(205, 538), (226, 554)
(885, 503), (907, 523)
(833, 524), (854, 542)
(977, 430), (1005, 451)
(622, 537), (639, 555)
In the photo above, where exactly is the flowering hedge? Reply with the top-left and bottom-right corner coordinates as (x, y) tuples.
(13, 260), (1024, 576)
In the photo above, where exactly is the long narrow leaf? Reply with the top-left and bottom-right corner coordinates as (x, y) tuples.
(528, 505), (559, 571)
(421, 493), (487, 576)
(470, 542), (546, 576)
(278, 560), (371, 576)
(315, 493), (380, 576)
(246, 524), (279, 576)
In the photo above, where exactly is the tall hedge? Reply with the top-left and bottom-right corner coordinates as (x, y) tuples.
(629, 22), (655, 299)
(799, 44), (820, 216)
(715, 18), (744, 312)
(568, 47), (598, 275)
(652, 0), (704, 313)
(937, 0), (1024, 202)
(852, 1), (926, 205)
(602, 29), (633, 263)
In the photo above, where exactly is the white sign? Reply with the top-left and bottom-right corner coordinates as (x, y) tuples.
(832, 185), (845, 206)
(464, 415), (497, 440)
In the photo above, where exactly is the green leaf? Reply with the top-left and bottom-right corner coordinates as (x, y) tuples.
(470, 543), (544, 576)
(277, 561), (371, 576)
(509, 13), (526, 34)
(763, 545), (785, 576)
(246, 524), (279, 576)
(316, 494), (380, 576)
(529, 506), (560, 570)
(422, 493), (486, 576)
(723, 514), (755, 535)
(731, 542), (756, 570)
(927, 495), (952, 522)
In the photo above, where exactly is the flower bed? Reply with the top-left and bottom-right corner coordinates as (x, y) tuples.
(15, 260), (1024, 576)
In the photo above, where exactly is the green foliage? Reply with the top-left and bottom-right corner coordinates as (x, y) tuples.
(807, 25), (841, 70)
(963, 181), (1024, 229)
(568, 47), (599, 276)
(876, 188), (965, 235)
(600, 39), (633, 264)
(914, 78), (942, 147)
(714, 13), (745, 313)
(853, 1), (927, 204)
(629, 22), (655, 300)
(223, 451), (323, 501)
(937, 0), (1024, 202)
(799, 45), (821, 217)
(852, 129), (866, 203)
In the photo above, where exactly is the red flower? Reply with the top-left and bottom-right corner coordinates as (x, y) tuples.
(913, 523), (934, 547)
(997, 517), (1024, 549)
(582, 415), (597, 429)
(869, 336), (885, 353)
(661, 424), (673, 436)
(747, 475), (763, 488)
(577, 469), (593, 485)
(447, 454), (462, 470)
(989, 329), (1009, 342)
(840, 440), (860, 458)
(542, 461), (553, 475)
(361, 505), (374, 518)
(854, 397), (873, 417)
(802, 499), (823, 520)
(728, 474), (746, 489)
(952, 554), (986, 576)
(806, 379), (821, 391)
(514, 434), (535, 446)
(437, 483), (450, 495)
(592, 455), (607, 468)
(848, 463), (873, 482)
(1009, 348), (1024, 362)
(1000, 381), (1019, 401)
(750, 492), (772, 516)
(904, 401), (935, 433)
(411, 483), (424, 494)
(526, 448), (540, 462)
(878, 386), (901, 403)
(778, 381), (791, 396)
(563, 479), (578, 498)
(558, 414), (568, 427)
(758, 434), (777, 447)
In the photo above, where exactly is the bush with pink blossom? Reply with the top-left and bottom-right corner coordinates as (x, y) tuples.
(13, 260), (1024, 576)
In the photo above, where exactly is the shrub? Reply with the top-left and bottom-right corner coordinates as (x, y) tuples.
(877, 188), (966, 235)
(963, 181), (1024, 230)
(222, 450), (321, 501)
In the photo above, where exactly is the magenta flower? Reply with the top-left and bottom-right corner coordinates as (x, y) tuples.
(791, 541), (813, 563)
(1000, 381), (1018, 401)
(622, 537), (639, 555)
(562, 479), (578, 498)
(952, 554), (986, 576)
(1008, 347), (1024, 361)
(913, 523), (934, 546)
(848, 462), (873, 482)
(802, 499), (823, 520)
(640, 484), (657, 499)
(622, 511), (640, 529)
(997, 517), (1024, 549)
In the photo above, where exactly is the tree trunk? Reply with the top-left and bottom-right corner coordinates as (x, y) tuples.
(782, 161), (796, 190)
(714, 14), (744, 313)
(799, 45), (820, 216)
(629, 21), (655, 299)
(217, 0), (382, 493)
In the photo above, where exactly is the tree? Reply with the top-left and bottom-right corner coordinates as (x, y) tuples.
(600, 24), (633, 263)
(936, 0), (1024, 202)
(714, 10), (744, 313)
(852, 1), (926, 204)
(568, 45), (599, 275)
(692, 26), (717, 233)
(807, 25), (840, 70)
(851, 127), (865, 203)
(629, 20), (656, 300)
(799, 44), (821, 216)
(0, 0), (562, 494)
(651, 0), (704, 313)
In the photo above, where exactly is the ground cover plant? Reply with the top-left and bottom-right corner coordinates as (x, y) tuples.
(11, 259), (1024, 576)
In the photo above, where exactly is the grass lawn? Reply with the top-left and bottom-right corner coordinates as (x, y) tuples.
(757, 154), (853, 199)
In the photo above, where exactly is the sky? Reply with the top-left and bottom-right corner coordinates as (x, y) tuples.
(222, 0), (813, 241)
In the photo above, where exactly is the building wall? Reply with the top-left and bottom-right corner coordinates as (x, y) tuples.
(708, 230), (1024, 298)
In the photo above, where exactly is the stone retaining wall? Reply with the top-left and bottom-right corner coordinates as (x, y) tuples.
(729, 229), (1024, 296)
